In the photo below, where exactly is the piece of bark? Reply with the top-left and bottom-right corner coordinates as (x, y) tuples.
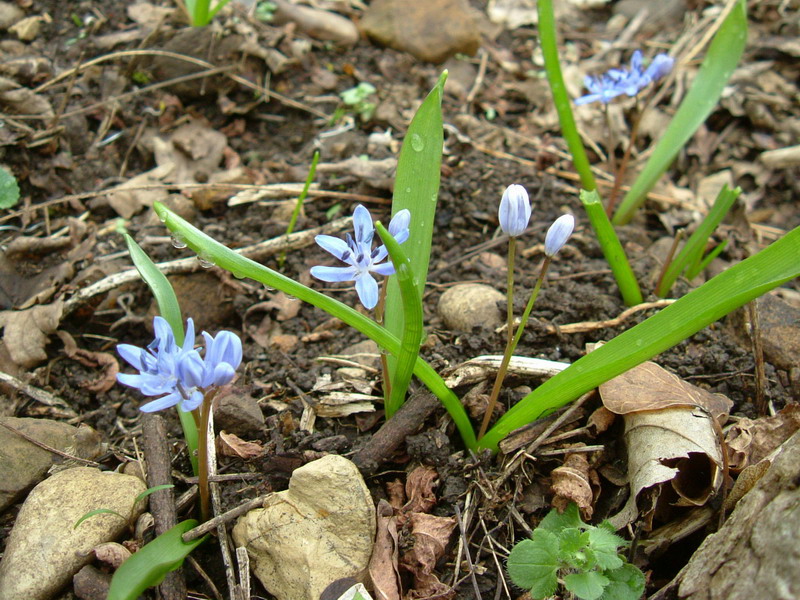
(351, 390), (440, 475)
(141, 413), (186, 600)
(651, 430), (800, 600)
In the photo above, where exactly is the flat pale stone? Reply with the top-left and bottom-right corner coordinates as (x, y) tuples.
(0, 467), (146, 600)
(233, 455), (375, 600)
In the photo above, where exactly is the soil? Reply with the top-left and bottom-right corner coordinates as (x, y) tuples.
(0, 1), (798, 599)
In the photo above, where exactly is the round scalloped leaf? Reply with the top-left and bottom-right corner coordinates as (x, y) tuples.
(0, 166), (20, 210)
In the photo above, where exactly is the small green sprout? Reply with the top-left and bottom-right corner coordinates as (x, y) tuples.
(0, 166), (20, 210)
(508, 503), (645, 600)
(183, 0), (232, 27)
(255, 1), (278, 22)
(337, 82), (378, 122)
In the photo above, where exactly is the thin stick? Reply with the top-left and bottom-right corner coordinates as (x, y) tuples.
(0, 421), (99, 466)
(0, 371), (77, 417)
(183, 495), (269, 543)
(454, 504), (482, 600)
(747, 301), (767, 415)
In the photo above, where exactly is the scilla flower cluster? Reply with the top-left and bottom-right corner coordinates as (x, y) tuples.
(575, 50), (674, 106)
(117, 316), (242, 412)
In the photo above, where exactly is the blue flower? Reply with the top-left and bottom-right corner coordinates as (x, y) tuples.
(498, 184), (532, 237)
(544, 214), (575, 257)
(116, 316), (243, 412)
(574, 51), (674, 106)
(311, 204), (411, 310)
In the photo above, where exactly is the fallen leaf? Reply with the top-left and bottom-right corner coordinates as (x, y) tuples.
(368, 500), (401, 600)
(0, 300), (64, 368)
(608, 406), (725, 530)
(551, 452), (595, 519)
(401, 512), (456, 600)
(57, 330), (119, 393)
(725, 404), (800, 471)
(600, 361), (733, 422)
(91, 542), (131, 569)
(587, 406), (616, 434)
(403, 466), (439, 514)
(218, 431), (265, 459)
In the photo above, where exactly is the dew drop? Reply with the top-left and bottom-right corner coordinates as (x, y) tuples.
(410, 133), (425, 152)
(197, 256), (215, 269)
(158, 212), (167, 223)
(232, 271), (245, 279)
(171, 235), (187, 249)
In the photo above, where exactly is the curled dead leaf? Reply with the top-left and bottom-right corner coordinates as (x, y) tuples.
(725, 404), (800, 471)
(400, 512), (456, 600)
(57, 330), (119, 393)
(218, 431), (265, 459)
(91, 542), (131, 569)
(551, 451), (596, 519)
(403, 466), (439, 514)
(368, 499), (401, 600)
(0, 300), (64, 368)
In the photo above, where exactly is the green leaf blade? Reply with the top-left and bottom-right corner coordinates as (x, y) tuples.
(0, 166), (20, 209)
(507, 532), (560, 597)
(564, 571), (610, 600)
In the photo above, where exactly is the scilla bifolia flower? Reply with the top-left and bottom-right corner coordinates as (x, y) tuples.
(478, 212), (576, 440)
(544, 214), (575, 257)
(117, 316), (242, 412)
(311, 204), (411, 310)
(499, 184), (531, 237)
(574, 50), (674, 106)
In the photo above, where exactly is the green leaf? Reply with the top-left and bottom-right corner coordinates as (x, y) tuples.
(538, 502), (584, 534)
(599, 564), (646, 600)
(656, 185), (740, 296)
(383, 71), (446, 405)
(559, 528), (590, 558)
(153, 202), (478, 451)
(564, 571), (610, 600)
(375, 222), (423, 418)
(74, 508), (127, 529)
(507, 532), (560, 597)
(613, 0), (748, 224)
(479, 224), (800, 450)
(587, 526), (626, 555)
(135, 484), (175, 503)
(108, 520), (206, 600)
(0, 166), (20, 210)
(581, 189), (642, 305)
(589, 548), (624, 572)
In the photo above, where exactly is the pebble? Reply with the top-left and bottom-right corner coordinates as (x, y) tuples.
(0, 467), (146, 600)
(360, 0), (481, 64)
(0, 1), (24, 30)
(215, 390), (266, 439)
(727, 294), (800, 371)
(232, 455), (375, 600)
(438, 283), (505, 331)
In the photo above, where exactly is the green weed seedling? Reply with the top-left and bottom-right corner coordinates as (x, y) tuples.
(0, 166), (20, 210)
(183, 0), (232, 27)
(508, 503), (645, 600)
(337, 82), (378, 122)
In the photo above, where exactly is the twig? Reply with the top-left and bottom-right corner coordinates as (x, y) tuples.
(454, 504), (482, 600)
(747, 301), (767, 415)
(187, 555), (223, 600)
(0, 371), (78, 417)
(182, 495), (269, 543)
(0, 420), (99, 466)
(141, 414), (186, 600)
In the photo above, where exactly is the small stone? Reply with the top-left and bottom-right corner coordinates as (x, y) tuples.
(8, 14), (48, 41)
(233, 455), (375, 600)
(360, 0), (481, 64)
(726, 294), (800, 371)
(0, 2), (24, 30)
(438, 283), (505, 331)
(340, 339), (381, 369)
(215, 391), (266, 439)
(0, 467), (146, 600)
(0, 418), (104, 512)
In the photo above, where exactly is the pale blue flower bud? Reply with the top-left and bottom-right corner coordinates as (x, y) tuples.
(499, 184), (531, 237)
(544, 214), (575, 257)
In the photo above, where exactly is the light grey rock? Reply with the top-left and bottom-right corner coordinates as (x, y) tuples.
(233, 455), (375, 600)
(0, 2), (24, 30)
(438, 283), (505, 331)
(0, 418), (104, 512)
(0, 467), (146, 600)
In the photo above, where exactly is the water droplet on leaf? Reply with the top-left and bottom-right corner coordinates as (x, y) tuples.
(171, 235), (187, 249)
(410, 133), (424, 152)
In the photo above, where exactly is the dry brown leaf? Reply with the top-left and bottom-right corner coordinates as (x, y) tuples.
(600, 360), (733, 421)
(551, 452), (595, 519)
(587, 406), (616, 434)
(401, 512), (456, 600)
(368, 500), (401, 600)
(608, 406), (725, 530)
(0, 300), (64, 368)
(726, 404), (800, 471)
(217, 431), (265, 459)
(264, 292), (302, 321)
(386, 480), (405, 512)
(403, 466), (439, 514)
(57, 330), (119, 393)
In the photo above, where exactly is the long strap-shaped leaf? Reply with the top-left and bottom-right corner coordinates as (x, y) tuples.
(383, 72), (446, 390)
(108, 519), (206, 600)
(154, 202), (478, 451)
(613, 0), (748, 224)
(478, 225), (800, 450)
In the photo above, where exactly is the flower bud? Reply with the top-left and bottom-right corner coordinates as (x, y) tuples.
(498, 184), (531, 237)
(544, 214), (575, 257)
